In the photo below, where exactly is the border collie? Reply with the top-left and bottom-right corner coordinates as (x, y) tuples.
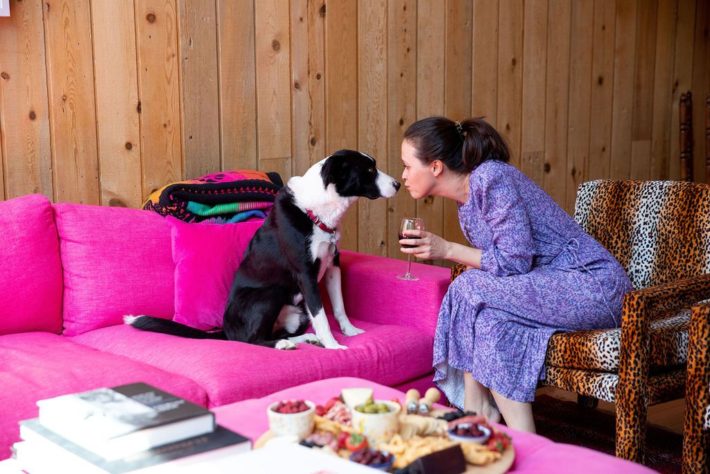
(127, 150), (400, 349)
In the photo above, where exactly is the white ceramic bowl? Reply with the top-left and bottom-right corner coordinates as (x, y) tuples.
(266, 400), (315, 441)
(351, 400), (401, 443)
(447, 422), (491, 444)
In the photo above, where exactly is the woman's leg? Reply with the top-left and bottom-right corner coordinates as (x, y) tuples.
(463, 373), (501, 423)
(490, 388), (536, 433)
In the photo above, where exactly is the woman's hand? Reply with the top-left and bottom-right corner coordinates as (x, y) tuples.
(399, 229), (451, 260)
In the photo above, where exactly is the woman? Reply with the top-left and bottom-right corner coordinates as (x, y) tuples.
(399, 116), (631, 433)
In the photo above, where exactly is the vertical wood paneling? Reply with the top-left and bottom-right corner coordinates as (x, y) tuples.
(43, 0), (99, 203)
(497, 0), (523, 169)
(691, 0), (708, 183)
(543, 0), (571, 207)
(471, 0), (498, 122)
(135, 0), (183, 197)
(0, 0), (51, 199)
(669, 0), (695, 181)
(254, 0), (291, 169)
(386, 0), (416, 258)
(565, 0), (594, 211)
(91, 0), (142, 208)
(443, 0), (472, 247)
(650, 0), (678, 181)
(610, 0), (637, 179)
(630, 0), (658, 180)
(326, 0), (358, 250)
(291, 0), (325, 177)
(520, 0), (547, 187)
(415, 0), (445, 247)
(217, 0), (257, 171)
(358, 0), (387, 256)
(178, 0), (220, 177)
(588, 0), (617, 181)
(2, 0), (707, 261)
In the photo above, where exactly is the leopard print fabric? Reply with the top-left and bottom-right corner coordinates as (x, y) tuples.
(683, 303), (709, 474)
(545, 309), (689, 372)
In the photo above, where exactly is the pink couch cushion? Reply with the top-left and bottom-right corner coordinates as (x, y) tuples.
(0, 194), (62, 335)
(71, 319), (434, 407)
(55, 204), (175, 336)
(170, 218), (262, 330)
(0, 332), (208, 460)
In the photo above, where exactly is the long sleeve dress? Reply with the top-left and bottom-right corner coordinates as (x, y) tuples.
(433, 160), (632, 406)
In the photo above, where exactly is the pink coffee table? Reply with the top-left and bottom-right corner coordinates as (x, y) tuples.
(213, 377), (654, 473)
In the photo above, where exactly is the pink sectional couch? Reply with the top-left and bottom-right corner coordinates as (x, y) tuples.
(0, 194), (450, 459)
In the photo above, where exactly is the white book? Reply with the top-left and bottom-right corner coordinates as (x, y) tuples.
(37, 382), (214, 459)
(16, 421), (251, 474)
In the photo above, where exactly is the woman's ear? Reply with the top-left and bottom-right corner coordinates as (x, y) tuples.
(431, 160), (444, 177)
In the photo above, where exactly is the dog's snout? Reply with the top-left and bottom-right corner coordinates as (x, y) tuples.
(393, 180), (401, 191)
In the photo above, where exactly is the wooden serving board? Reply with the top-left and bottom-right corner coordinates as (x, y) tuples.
(255, 430), (515, 473)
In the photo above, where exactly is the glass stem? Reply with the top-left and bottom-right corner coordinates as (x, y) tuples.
(406, 254), (413, 276)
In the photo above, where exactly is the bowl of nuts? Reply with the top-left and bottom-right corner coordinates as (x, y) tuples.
(351, 400), (400, 443)
(267, 399), (315, 440)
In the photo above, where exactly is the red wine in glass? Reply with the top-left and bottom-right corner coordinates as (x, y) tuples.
(398, 217), (425, 280)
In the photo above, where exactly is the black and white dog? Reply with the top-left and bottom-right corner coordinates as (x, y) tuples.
(127, 150), (400, 349)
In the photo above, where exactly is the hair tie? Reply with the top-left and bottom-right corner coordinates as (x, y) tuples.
(455, 121), (464, 139)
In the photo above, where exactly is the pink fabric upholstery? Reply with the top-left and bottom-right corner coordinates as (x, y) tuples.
(55, 204), (175, 336)
(170, 217), (263, 330)
(0, 332), (208, 459)
(339, 251), (450, 333)
(70, 320), (434, 407)
(0, 195), (62, 335)
(213, 377), (655, 473)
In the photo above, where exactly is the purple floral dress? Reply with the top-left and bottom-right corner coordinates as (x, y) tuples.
(433, 161), (632, 405)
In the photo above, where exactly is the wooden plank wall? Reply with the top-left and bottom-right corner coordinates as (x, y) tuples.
(0, 0), (708, 260)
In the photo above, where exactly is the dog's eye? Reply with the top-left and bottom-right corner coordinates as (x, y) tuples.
(368, 168), (376, 174)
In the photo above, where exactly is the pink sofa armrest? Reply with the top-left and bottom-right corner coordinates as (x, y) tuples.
(338, 250), (450, 334)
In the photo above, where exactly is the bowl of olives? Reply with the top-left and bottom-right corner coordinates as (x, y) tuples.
(447, 422), (492, 444)
(351, 400), (400, 443)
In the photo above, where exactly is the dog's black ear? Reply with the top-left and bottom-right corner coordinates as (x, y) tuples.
(320, 152), (350, 188)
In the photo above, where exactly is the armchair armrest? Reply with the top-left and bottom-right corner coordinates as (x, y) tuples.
(683, 303), (710, 472)
(616, 275), (710, 458)
(337, 250), (450, 335)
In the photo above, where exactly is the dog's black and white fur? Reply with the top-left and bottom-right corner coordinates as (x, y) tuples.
(127, 150), (400, 349)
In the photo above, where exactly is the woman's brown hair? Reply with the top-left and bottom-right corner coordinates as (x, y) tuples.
(403, 116), (510, 174)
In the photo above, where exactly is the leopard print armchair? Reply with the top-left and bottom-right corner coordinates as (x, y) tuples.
(451, 180), (710, 464)
(683, 303), (709, 474)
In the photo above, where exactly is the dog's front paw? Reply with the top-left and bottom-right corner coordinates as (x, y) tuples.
(275, 339), (297, 350)
(340, 323), (365, 337)
(322, 341), (348, 350)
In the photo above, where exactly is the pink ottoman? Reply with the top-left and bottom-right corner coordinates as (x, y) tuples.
(214, 377), (654, 473)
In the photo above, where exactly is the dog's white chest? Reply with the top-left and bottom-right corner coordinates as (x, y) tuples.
(311, 235), (337, 282)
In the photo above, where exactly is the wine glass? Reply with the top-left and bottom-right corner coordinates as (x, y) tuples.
(398, 217), (425, 281)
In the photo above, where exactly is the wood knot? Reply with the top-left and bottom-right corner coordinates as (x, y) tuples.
(108, 198), (127, 207)
(316, 73), (321, 80)
(310, 136), (317, 146)
(543, 162), (551, 173)
(294, 80), (301, 90)
(597, 75), (604, 85)
(29, 110), (37, 120)
(146, 13), (156, 23)
(319, 4), (326, 17)
(0, 72), (9, 80)
(125, 142), (133, 150)
(272, 39), (280, 51)
(399, 118), (404, 126)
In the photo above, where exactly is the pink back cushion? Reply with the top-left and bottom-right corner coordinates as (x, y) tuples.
(170, 218), (263, 330)
(55, 204), (175, 336)
(0, 194), (62, 335)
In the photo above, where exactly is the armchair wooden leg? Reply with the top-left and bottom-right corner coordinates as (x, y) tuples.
(577, 395), (599, 409)
(615, 381), (647, 463)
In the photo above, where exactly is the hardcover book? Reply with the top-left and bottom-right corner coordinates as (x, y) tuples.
(17, 419), (251, 473)
(36, 382), (214, 459)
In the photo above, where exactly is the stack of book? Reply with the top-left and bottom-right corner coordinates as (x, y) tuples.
(12, 382), (251, 473)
